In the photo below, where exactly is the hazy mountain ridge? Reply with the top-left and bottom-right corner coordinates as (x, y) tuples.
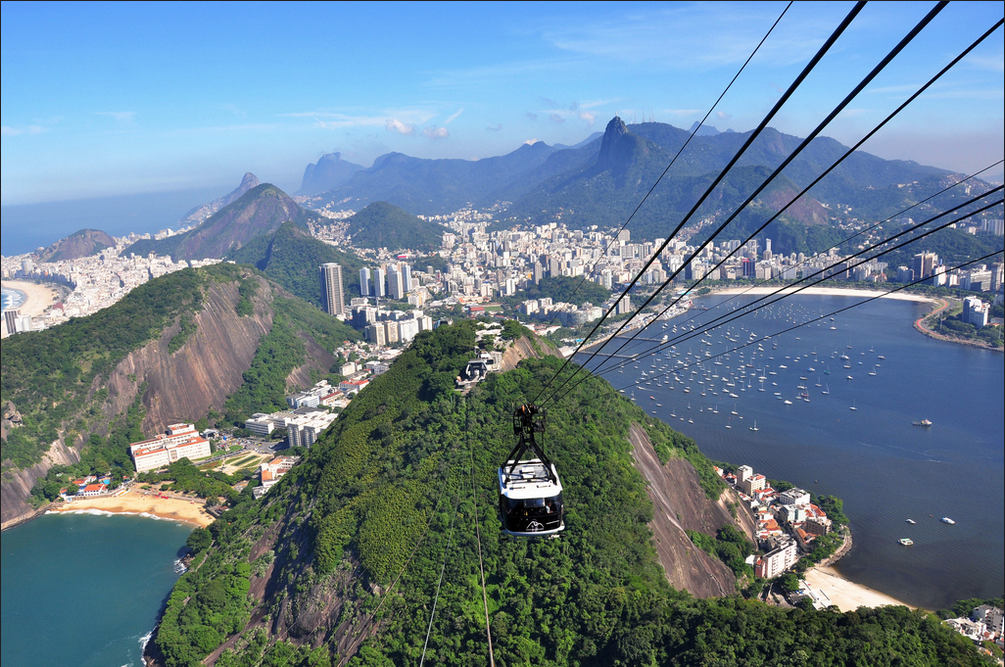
(124, 183), (321, 261)
(298, 153), (364, 196)
(300, 117), (983, 245)
(180, 172), (261, 226)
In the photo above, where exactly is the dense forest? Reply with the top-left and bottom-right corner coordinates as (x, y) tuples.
(150, 321), (986, 667)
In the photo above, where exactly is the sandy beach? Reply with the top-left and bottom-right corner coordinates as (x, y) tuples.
(1, 279), (59, 316)
(712, 285), (936, 304)
(48, 486), (214, 528)
(803, 565), (915, 612)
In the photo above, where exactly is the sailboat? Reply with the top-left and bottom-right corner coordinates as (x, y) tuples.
(850, 399), (857, 411)
(749, 421), (759, 432)
(821, 384), (830, 395)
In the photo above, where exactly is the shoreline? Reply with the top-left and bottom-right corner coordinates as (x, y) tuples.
(709, 285), (936, 304)
(803, 564), (917, 612)
(1, 279), (59, 317)
(45, 487), (214, 528)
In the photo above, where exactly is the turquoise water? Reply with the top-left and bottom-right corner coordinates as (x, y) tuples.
(581, 293), (1004, 609)
(1, 512), (192, 667)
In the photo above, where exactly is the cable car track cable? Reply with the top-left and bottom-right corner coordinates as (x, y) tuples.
(569, 16), (1003, 384)
(540, 1), (950, 408)
(566, 1), (793, 305)
(532, 0), (867, 405)
(577, 185), (1004, 385)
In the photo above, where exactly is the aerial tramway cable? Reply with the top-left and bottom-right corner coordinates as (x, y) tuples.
(566, 1), (793, 305)
(419, 500), (458, 667)
(581, 184), (1004, 384)
(540, 1), (951, 408)
(533, 0), (868, 406)
(592, 198), (1004, 396)
(571, 14), (1004, 384)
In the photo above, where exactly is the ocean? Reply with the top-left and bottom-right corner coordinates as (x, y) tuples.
(0, 186), (224, 256)
(0, 512), (192, 667)
(578, 292), (1004, 610)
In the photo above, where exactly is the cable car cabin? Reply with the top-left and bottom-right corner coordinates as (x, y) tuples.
(498, 458), (564, 537)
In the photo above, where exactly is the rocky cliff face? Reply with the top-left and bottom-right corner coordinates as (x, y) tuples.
(629, 422), (756, 597)
(1, 440), (80, 529)
(1, 271), (279, 527)
(103, 277), (275, 433)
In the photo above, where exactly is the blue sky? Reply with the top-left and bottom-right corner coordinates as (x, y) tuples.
(2, 1), (1002, 205)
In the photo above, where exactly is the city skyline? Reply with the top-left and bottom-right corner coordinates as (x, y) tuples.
(2, 1), (1002, 207)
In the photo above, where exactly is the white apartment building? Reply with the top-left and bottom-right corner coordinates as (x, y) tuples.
(130, 423), (211, 473)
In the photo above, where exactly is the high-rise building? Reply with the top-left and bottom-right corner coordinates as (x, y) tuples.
(359, 267), (371, 297)
(913, 252), (938, 280)
(374, 267), (387, 297)
(319, 263), (346, 316)
(387, 265), (405, 299)
(402, 264), (413, 292)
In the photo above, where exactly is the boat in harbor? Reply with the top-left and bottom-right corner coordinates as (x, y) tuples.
(899, 538), (914, 546)
(913, 419), (933, 427)
(941, 517), (956, 525)
(906, 518), (916, 524)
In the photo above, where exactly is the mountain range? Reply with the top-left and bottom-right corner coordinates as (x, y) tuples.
(302, 116), (987, 248)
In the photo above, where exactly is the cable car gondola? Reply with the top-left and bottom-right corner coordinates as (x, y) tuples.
(498, 404), (565, 537)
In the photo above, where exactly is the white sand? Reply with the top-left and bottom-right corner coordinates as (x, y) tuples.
(803, 565), (915, 612)
(2, 279), (59, 316)
(712, 285), (936, 304)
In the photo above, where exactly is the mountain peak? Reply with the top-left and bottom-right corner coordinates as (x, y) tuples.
(595, 115), (645, 175)
(239, 172), (260, 189)
(299, 152), (363, 196)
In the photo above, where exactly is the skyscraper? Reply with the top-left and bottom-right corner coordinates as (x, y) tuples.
(320, 263), (346, 317)
(359, 267), (371, 297)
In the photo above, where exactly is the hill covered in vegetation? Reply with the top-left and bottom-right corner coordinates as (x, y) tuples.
(148, 321), (984, 667)
(344, 201), (444, 253)
(1, 264), (358, 526)
(227, 222), (367, 309)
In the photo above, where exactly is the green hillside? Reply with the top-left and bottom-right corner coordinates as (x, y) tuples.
(346, 201), (444, 252)
(227, 222), (367, 307)
(151, 322), (984, 667)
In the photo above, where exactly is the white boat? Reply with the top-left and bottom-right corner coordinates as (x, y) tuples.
(906, 519), (916, 524)
(941, 517), (956, 525)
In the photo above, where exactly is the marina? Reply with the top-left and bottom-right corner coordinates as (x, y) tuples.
(577, 292), (1003, 610)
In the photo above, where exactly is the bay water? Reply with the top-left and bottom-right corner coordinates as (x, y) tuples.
(1, 512), (192, 667)
(581, 292), (1003, 610)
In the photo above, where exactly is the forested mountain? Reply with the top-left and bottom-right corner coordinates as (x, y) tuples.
(36, 228), (115, 262)
(302, 116), (991, 251)
(227, 222), (367, 307)
(147, 322), (984, 667)
(345, 201), (445, 252)
(0, 264), (357, 526)
(124, 184), (322, 260)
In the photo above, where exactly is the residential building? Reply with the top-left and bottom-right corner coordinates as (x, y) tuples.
(130, 423), (211, 473)
(320, 263), (346, 316)
(754, 539), (799, 579)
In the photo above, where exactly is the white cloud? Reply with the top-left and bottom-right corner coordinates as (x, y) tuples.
(445, 108), (465, 124)
(423, 125), (449, 139)
(1, 125), (44, 136)
(386, 119), (416, 135)
(579, 111), (596, 127)
(716, 111), (732, 120)
(550, 114), (566, 123)
(96, 111), (136, 123)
